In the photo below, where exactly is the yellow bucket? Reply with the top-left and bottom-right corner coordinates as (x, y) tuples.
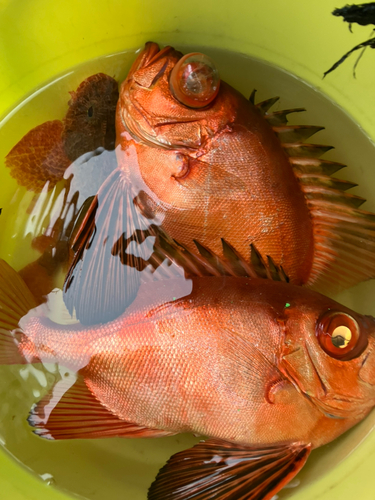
(0, 0), (375, 499)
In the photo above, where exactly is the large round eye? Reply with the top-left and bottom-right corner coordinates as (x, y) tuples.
(316, 311), (368, 361)
(169, 53), (220, 108)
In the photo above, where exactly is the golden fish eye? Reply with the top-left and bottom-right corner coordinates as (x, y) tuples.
(316, 311), (367, 361)
(331, 325), (352, 348)
(169, 53), (220, 108)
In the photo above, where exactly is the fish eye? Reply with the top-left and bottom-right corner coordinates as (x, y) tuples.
(316, 311), (367, 361)
(169, 53), (220, 108)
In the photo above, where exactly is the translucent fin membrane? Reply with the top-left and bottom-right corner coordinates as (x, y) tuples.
(149, 438), (311, 500)
(28, 374), (174, 440)
(254, 95), (375, 294)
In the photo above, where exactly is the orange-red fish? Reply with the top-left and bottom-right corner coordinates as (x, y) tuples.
(64, 42), (375, 325)
(1, 259), (375, 499)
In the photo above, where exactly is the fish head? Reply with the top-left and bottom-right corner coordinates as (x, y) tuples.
(279, 290), (375, 420)
(117, 41), (237, 154)
(116, 42), (248, 210)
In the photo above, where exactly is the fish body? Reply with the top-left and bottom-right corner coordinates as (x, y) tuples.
(2, 262), (375, 447)
(115, 44), (315, 286)
(116, 74), (314, 286)
(2, 261), (375, 497)
(115, 42), (375, 291)
(62, 42), (375, 325)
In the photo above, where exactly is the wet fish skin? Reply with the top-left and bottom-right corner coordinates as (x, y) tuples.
(2, 261), (375, 498)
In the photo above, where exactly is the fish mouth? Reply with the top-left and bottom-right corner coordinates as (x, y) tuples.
(127, 42), (181, 82)
(120, 42), (204, 152)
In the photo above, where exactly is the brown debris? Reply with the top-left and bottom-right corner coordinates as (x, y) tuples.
(62, 73), (119, 161)
(5, 120), (70, 192)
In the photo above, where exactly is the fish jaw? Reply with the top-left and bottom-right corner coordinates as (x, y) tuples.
(117, 45), (238, 152)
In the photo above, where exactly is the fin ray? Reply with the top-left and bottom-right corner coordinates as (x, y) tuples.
(148, 439), (311, 500)
(290, 157), (346, 175)
(63, 168), (154, 325)
(274, 125), (324, 142)
(29, 374), (175, 440)
(255, 96), (280, 114)
(265, 107), (305, 126)
(0, 260), (37, 364)
(283, 143), (333, 158)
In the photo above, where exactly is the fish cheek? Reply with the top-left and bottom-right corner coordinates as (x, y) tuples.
(135, 146), (199, 208)
(279, 338), (326, 401)
(359, 345), (375, 386)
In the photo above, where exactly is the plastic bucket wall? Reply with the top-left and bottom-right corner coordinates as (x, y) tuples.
(0, 0), (375, 499)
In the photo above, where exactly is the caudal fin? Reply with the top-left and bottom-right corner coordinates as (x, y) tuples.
(0, 259), (37, 364)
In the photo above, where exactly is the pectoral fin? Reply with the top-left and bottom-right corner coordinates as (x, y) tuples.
(148, 439), (311, 500)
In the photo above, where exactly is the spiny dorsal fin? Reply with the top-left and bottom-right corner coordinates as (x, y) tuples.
(252, 90), (375, 295)
(290, 157), (346, 176)
(154, 231), (290, 283)
(256, 96), (280, 114)
(274, 125), (324, 143)
(221, 238), (258, 278)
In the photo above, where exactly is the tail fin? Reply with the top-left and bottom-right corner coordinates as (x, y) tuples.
(0, 259), (37, 364)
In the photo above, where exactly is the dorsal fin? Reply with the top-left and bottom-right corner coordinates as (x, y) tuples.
(255, 96), (280, 114)
(155, 231), (289, 283)
(251, 92), (375, 295)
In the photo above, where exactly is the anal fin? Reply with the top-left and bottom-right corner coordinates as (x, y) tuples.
(29, 374), (175, 440)
(148, 438), (311, 500)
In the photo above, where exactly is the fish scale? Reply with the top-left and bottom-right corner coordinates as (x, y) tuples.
(1, 259), (375, 499)
(61, 42), (375, 325)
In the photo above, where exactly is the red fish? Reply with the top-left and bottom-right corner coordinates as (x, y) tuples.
(1, 259), (375, 499)
(63, 42), (375, 326)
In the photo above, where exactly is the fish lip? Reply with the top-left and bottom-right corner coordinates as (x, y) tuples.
(131, 42), (181, 74)
(120, 42), (205, 152)
(127, 42), (161, 78)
